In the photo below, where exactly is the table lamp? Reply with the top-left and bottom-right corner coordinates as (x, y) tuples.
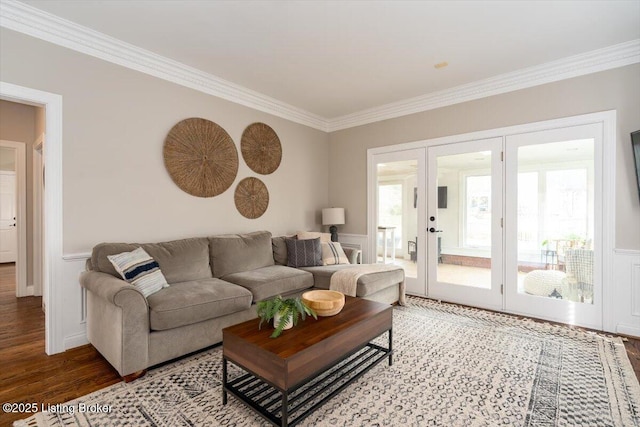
(322, 208), (345, 242)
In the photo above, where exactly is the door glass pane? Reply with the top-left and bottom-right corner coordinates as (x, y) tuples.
(377, 160), (417, 278)
(436, 151), (492, 288)
(378, 184), (402, 249)
(516, 139), (594, 304)
(465, 175), (492, 247)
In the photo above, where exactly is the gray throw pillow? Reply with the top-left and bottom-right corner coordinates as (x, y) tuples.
(286, 237), (322, 268)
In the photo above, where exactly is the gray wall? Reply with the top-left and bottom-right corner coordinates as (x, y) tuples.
(328, 64), (640, 250)
(0, 28), (330, 254)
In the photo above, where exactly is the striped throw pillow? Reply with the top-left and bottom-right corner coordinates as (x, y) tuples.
(321, 242), (350, 265)
(107, 247), (169, 297)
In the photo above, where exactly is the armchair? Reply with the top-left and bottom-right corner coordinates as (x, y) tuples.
(563, 249), (594, 303)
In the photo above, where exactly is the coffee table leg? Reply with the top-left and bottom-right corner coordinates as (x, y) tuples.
(281, 391), (288, 427)
(222, 357), (228, 405)
(388, 328), (393, 366)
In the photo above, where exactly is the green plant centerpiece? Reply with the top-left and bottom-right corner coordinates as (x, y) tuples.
(256, 295), (317, 338)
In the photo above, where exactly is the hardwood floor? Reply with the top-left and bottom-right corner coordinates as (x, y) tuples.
(0, 263), (120, 426)
(1, 261), (639, 425)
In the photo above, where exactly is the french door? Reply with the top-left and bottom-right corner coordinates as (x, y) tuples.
(427, 138), (504, 311)
(504, 123), (602, 329)
(370, 148), (426, 296)
(369, 113), (608, 330)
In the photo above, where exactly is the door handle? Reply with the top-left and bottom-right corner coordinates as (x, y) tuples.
(429, 227), (442, 233)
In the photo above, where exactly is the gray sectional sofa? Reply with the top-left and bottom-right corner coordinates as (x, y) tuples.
(80, 231), (404, 378)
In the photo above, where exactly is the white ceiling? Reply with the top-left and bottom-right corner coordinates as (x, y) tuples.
(15, 0), (640, 121)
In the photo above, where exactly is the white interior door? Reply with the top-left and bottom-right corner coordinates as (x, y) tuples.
(505, 123), (602, 330)
(0, 171), (17, 263)
(370, 148), (426, 296)
(427, 138), (504, 311)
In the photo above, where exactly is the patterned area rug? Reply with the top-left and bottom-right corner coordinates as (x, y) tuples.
(15, 297), (640, 426)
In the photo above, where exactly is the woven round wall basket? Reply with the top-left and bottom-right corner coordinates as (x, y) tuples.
(163, 118), (238, 198)
(241, 122), (282, 175)
(234, 177), (269, 219)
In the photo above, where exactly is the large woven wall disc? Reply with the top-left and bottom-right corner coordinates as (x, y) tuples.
(163, 118), (238, 198)
(235, 177), (269, 219)
(241, 122), (282, 175)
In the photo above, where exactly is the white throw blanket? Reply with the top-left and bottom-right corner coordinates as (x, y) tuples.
(329, 264), (406, 305)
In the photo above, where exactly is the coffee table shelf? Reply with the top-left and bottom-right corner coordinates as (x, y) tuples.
(225, 340), (391, 427)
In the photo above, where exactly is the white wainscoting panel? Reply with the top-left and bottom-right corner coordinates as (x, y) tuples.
(61, 252), (91, 350)
(612, 249), (640, 337)
(632, 259), (640, 317)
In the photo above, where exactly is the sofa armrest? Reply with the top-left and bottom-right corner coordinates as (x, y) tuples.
(80, 271), (148, 308)
(342, 247), (362, 264)
(80, 271), (150, 377)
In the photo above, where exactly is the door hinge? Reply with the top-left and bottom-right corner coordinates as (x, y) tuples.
(501, 151), (504, 161)
(501, 218), (503, 228)
(501, 284), (504, 294)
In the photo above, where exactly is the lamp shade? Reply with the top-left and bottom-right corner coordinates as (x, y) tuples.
(322, 208), (345, 225)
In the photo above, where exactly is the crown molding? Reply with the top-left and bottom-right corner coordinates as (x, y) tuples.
(1, 1), (638, 134)
(0, 0), (329, 131)
(327, 39), (640, 132)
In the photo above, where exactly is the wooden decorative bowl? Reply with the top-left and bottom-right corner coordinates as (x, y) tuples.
(302, 290), (345, 317)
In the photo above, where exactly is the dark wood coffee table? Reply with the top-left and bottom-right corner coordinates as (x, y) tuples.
(222, 296), (393, 427)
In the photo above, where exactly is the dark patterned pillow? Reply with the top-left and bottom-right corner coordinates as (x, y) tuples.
(286, 237), (322, 268)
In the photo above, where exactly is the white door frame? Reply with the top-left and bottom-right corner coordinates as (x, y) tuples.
(1, 81), (64, 355)
(0, 140), (27, 296)
(33, 133), (44, 297)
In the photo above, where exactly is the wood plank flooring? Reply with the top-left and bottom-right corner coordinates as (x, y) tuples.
(0, 263), (121, 426)
(1, 262), (639, 425)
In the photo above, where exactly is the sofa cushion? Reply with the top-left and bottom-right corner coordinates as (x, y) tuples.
(286, 237), (323, 268)
(91, 238), (212, 284)
(147, 278), (252, 331)
(222, 265), (314, 302)
(210, 231), (274, 278)
(299, 265), (404, 297)
(107, 247), (169, 297)
(272, 236), (289, 266)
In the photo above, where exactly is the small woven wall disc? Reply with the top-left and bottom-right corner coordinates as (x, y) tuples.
(241, 122), (282, 175)
(235, 177), (269, 219)
(163, 118), (238, 198)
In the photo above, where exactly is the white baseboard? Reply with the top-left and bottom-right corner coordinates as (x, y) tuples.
(64, 331), (88, 350)
(616, 324), (640, 338)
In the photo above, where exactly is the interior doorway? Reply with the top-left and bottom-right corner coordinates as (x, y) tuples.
(1, 81), (63, 355)
(0, 90), (54, 355)
(0, 139), (28, 297)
